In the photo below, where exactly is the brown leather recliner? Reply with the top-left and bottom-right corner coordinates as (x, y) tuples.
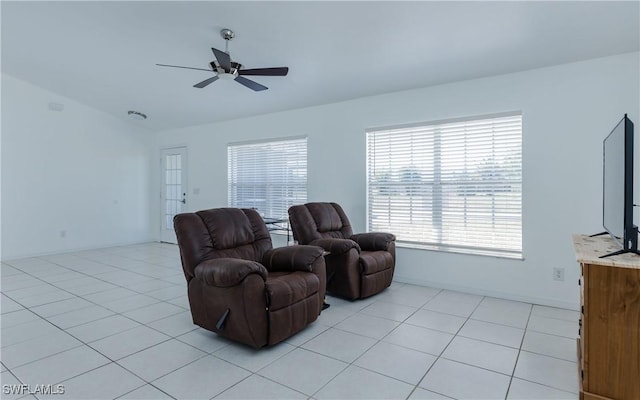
(174, 207), (326, 348)
(288, 202), (396, 300)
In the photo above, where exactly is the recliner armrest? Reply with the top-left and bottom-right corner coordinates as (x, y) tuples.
(350, 232), (396, 252)
(194, 258), (267, 287)
(262, 245), (325, 273)
(310, 238), (360, 255)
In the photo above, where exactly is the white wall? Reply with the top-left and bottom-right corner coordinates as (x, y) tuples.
(153, 52), (640, 309)
(1, 74), (154, 260)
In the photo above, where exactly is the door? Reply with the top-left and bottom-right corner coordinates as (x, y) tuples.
(160, 147), (187, 243)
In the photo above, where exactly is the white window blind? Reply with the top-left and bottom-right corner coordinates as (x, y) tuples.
(366, 113), (522, 258)
(228, 137), (307, 221)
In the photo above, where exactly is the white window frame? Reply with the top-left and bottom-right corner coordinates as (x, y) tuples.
(227, 136), (307, 227)
(366, 112), (523, 259)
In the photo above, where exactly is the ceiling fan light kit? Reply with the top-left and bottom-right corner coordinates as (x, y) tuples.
(156, 28), (288, 92)
(217, 72), (237, 80)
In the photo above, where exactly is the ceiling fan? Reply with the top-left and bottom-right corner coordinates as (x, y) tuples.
(156, 29), (289, 92)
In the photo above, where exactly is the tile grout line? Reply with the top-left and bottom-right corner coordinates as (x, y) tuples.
(504, 302), (534, 399)
(404, 292), (488, 400)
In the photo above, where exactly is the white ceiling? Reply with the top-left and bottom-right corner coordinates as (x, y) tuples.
(2, 1), (639, 131)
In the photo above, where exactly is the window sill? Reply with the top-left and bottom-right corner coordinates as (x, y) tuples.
(396, 241), (523, 260)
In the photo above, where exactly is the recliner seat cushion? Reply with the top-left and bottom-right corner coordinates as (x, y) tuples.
(360, 251), (394, 275)
(266, 272), (320, 311)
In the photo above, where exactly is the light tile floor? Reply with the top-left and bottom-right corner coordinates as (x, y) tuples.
(1, 243), (580, 400)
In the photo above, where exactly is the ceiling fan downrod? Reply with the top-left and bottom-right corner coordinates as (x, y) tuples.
(220, 28), (234, 53)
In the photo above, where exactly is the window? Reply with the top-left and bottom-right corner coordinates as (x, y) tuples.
(366, 113), (522, 258)
(228, 137), (307, 222)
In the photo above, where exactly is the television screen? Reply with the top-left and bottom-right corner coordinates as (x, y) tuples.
(603, 117), (626, 247)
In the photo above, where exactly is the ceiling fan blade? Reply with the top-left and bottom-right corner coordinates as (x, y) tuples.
(193, 76), (219, 88)
(211, 47), (231, 71)
(239, 67), (289, 76)
(234, 76), (268, 91)
(156, 63), (212, 72)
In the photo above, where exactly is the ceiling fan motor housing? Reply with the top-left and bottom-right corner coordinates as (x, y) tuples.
(220, 28), (235, 41)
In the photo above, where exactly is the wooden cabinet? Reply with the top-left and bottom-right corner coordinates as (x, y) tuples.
(573, 234), (640, 400)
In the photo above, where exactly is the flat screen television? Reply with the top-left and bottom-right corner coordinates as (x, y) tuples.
(598, 114), (639, 258)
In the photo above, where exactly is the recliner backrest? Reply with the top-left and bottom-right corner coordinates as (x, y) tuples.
(288, 202), (353, 244)
(174, 208), (272, 281)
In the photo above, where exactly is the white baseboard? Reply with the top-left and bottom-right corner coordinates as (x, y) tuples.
(1, 238), (156, 262)
(393, 274), (580, 311)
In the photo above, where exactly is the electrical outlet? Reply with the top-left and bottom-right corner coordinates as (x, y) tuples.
(553, 267), (565, 281)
